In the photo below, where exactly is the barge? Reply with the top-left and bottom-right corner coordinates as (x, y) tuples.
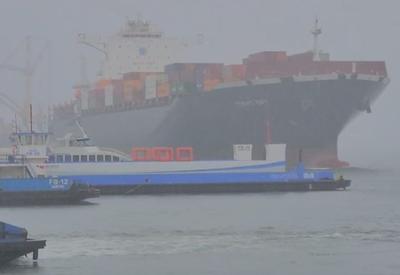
(62, 163), (350, 195)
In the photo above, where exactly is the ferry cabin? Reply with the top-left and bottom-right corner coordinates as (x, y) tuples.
(9, 131), (130, 164)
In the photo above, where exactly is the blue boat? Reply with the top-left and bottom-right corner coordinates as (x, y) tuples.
(0, 162), (99, 205)
(0, 222), (46, 265)
(3, 131), (350, 196)
(62, 163), (351, 195)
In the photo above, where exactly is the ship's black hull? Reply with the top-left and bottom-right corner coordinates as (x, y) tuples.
(96, 179), (351, 195)
(51, 74), (388, 168)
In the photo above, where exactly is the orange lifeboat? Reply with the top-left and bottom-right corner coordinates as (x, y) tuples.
(152, 147), (174, 162)
(175, 147), (194, 161)
(131, 147), (153, 161)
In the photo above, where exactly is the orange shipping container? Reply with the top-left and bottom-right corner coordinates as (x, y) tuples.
(74, 88), (81, 99)
(156, 82), (170, 98)
(123, 72), (151, 81)
(223, 64), (247, 82)
(203, 79), (221, 92)
(124, 80), (144, 92)
(95, 79), (112, 89)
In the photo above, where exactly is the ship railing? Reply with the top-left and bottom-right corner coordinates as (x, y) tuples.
(0, 154), (29, 164)
(80, 96), (175, 117)
(98, 147), (131, 161)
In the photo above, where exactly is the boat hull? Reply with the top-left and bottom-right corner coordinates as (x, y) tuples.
(58, 163), (351, 195)
(90, 179), (351, 195)
(0, 239), (46, 265)
(0, 189), (99, 205)
(0, 178), (99, 205)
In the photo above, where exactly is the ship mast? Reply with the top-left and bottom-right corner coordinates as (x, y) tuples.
(311, 18), (322, 61)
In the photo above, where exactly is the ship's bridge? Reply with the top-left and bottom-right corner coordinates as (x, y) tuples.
(78, 19), (194, 77)
(10, 131), (50, 162)
(119, 19), (162, 38)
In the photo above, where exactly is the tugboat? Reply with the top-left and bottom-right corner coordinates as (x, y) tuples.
(0, 221), (46, 265)
(0, 160), (99, 205)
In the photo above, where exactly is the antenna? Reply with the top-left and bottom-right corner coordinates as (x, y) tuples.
(29, 104), (33, 133)
(311, 17), (322, 61)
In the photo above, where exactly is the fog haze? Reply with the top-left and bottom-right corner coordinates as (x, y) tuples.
(0, 0), (399, 169)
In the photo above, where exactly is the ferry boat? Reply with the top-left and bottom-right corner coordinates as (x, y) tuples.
(3, 130), (350, 195)
(0, 148), (99, 205)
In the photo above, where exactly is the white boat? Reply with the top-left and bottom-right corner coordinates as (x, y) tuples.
(4, 130), (286, 178)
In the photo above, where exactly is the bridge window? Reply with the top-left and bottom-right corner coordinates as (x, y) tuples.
(48, 155), (55, 163)
(81, 155), (88, 162)
(105, 155), (111, 162)
(65, 155), (72, 163)
(56, 155), (64, 163)
(97, 155), (104, 162)
(89, 155), (96, 162)
(73, 155), (80, 163)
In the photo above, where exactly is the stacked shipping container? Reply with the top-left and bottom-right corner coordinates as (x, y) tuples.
(165, 63), (224, 94)
(71, 50), (387, 113)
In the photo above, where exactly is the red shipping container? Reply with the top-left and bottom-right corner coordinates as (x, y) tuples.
(152, 147), (174, 161)
(175, 147), (194, 161)
(131, 147), (153, 161)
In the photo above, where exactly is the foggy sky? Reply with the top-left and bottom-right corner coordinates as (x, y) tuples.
(0, 0), (399, 169)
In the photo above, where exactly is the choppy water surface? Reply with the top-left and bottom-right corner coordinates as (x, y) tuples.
(1, 170), (400, 275)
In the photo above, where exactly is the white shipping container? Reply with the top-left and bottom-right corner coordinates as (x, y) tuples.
(81, 89), (89, 110)
(155, 73), (168, 82)
(105, 85), (113, 106)
(145, 75), (157, 99)
(222, 66), (233, 80)
(233, 144), (253, 161)
(265, 144), (286, 162)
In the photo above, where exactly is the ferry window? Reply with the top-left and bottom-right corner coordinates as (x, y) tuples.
(56, 155), (64, 163)
(48, 155), (55, 163)
(81, 155), (88, 162)
(33, 135), (44, 145)
(97, 155), (104, 162)
(22, 135), (32, 145)
(113, 156), (120, 162)
(65, 155), (72, 163)
(105, 155), (112, 162)
(89, 155), (96, 162)
(73, 155), (80, 162)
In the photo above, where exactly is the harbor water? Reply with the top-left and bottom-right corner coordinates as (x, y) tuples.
(1, 170), (400, 275)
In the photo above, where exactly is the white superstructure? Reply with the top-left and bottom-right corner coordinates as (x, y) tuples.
(78, 19), (193, 78)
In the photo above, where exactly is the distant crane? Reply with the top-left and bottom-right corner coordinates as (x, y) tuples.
(0, 36), (51, 129)
(0, 92), (24, 119)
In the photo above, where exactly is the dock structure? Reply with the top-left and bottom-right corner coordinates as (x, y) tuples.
(0, 222), (46, 265)
(0, 239), (46, 265)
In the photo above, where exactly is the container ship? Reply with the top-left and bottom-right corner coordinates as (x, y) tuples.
(50, 19), (389, 168)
